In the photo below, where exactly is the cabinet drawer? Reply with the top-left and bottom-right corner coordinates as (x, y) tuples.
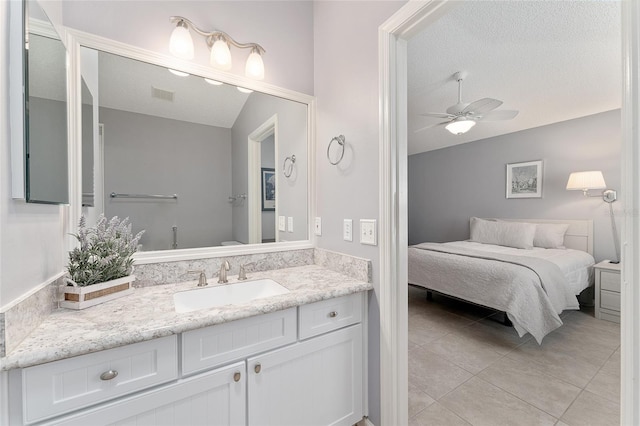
(600, 271), (620, 292)
(299, 293), (363, 340)
(601, 289), (621, 312)
(22, 335), (178, 424)
(182, 308), (296, 376)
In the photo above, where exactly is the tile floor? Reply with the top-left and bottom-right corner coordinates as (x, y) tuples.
(408, 285), (620, 426)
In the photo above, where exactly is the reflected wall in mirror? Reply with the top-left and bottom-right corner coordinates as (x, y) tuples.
(81, 47), (308, 251)
(81, 78), (94, 207)
(25, 0), (68, 204)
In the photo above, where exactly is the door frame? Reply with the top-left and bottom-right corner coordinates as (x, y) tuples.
(378, 1), (640, 425)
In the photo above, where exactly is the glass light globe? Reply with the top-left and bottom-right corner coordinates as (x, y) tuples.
(210, 39), (232, 70)
(169, 24), (194, 60)
(245, 50), (265, 80)
(445, 119), (476, 135)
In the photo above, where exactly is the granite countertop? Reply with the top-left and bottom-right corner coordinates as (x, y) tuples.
(1, 265), (372, 370)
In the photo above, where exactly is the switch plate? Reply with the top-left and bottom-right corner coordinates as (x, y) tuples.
(360, 219), (377, 245)
(343, 219), (353, 241)
(287, 217), (294, 233)
(314, 217), (322, 236)
(278, 216), (286, 231)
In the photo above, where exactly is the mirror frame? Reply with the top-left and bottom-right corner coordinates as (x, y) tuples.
(65, 28), (316, 264)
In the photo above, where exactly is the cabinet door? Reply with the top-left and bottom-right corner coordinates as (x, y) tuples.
(43, 362), (246, 426)
(247, 324), (363, 426)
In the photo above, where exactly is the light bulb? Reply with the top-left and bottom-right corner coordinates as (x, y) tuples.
(204, 78), (223, 86)
(210, 39), (232, 70)
(245, 49), (265, 80)
(169, 22), (194, 60)
(445, 119), (476, 135)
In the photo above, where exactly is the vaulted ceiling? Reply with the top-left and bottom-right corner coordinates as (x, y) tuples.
(407, 1), (621, 155)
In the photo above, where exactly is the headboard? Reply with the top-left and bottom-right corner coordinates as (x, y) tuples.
(495, 219), (594, 256)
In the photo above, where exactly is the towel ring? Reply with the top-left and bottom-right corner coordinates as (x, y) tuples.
(283, 155), (296, 178)
(327, 135), (345, 165)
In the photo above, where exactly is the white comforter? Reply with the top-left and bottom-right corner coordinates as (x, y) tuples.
(408, 241), (595, 343)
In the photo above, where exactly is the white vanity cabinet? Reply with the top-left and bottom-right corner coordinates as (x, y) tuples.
(10, 292), (366, 426)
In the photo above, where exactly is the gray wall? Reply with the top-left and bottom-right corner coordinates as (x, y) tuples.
(313, 2), (407, 424)
(408, 110), (622, 262)
(101, 107), (233, 251)
(27, 97), (68, 203)
(230, 92), (308, 244)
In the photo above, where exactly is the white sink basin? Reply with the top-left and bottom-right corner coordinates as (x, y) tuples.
(174, 278), (289, 313)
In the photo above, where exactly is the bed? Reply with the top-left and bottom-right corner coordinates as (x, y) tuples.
(408, 218), (596, 343)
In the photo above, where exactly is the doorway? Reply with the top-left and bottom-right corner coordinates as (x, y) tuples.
(378, 2), (639, 425)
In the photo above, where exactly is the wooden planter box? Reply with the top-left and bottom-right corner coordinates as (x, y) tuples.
(60, 275), (135, 310)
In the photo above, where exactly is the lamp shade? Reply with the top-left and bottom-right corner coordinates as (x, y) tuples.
(169, 23), (194, 60)
(445, 119), (476, 135)
(245, 49), (265, 80)
(210, 39), (232, 70)
(566, 171), (607, 191)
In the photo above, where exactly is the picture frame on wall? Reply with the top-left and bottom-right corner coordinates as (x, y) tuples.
(506, 160), (543, 199)
(261, 167), (276, 211)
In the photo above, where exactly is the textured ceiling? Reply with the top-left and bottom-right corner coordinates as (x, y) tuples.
(407, 1), (621, 155)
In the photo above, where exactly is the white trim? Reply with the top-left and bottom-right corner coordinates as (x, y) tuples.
(380, 1), (638, 425)
(9, 0), (24, 199)
(64, 28), (316, 263)
(621, 1), (639, 424)
(248, 115), (278, 244)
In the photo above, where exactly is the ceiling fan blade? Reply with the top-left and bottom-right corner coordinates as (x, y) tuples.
(419, 112), (456, 119)
(413, 121), (450, 133)
(478, 110), (519, 121)
(462, 98), (503, 115)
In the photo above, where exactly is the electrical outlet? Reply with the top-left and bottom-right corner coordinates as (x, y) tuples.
(343, 219), (353, 241)
(360, 219), (377, 245)
(287, 217), (294, 233)
(314, 217), (322, 236)
(278, 216), (286, 231)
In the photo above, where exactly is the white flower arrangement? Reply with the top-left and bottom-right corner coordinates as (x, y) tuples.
(66, 215), (144, 287)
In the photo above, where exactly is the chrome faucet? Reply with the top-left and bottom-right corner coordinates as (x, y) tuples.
(238, 264), (248, 280)
(218, 260), (230, 283)
(188, 270), (208, 287)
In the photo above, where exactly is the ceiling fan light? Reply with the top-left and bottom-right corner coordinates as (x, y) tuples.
(445, 119), (476, 135)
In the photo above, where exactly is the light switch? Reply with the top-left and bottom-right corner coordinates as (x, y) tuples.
(360, 219), (377, 245)
(343, 219), (353, 242)
(287, 217), (294, 233)
(314, 217), (322, 236)
(278, 216), (286, 231)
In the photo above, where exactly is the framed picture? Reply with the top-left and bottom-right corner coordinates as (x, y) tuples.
(261, 167), (276, 211)
(506, 160), (543, 199)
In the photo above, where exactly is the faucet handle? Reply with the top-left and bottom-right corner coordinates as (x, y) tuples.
(188, 270), (208, 287)
(238, 264), (248, 280)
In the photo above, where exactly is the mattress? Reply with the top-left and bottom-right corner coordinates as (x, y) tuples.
(442, 241), (595, 295)
(408, 240), (596, 343)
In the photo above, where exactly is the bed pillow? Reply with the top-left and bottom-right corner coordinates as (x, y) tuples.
(470, 217), (536, 249)
(496, 220), (570, 249)
(532, 223), (569, 249)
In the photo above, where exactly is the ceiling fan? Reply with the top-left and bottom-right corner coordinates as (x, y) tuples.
(415, 71), (519, 135)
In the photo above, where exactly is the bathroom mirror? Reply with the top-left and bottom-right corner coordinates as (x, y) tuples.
(24, 0), (69, 204)
(80, 46), (310, 252)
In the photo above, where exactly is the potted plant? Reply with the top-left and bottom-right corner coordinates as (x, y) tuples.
(62, 215), (144, 310)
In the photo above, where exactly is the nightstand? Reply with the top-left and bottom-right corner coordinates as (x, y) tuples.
(594, 261), (621, 323)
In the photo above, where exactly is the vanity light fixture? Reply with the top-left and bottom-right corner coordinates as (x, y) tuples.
(169, 16), (266, 80)
(445, 118), (476, 135)
(237, 87), (254, 94)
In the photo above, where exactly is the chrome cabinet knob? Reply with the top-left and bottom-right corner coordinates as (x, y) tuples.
(254, 363), (262, 374)
(234, 371), (241, 382)
(329, 311), (338, 318)
(100, 370), (118, 381)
